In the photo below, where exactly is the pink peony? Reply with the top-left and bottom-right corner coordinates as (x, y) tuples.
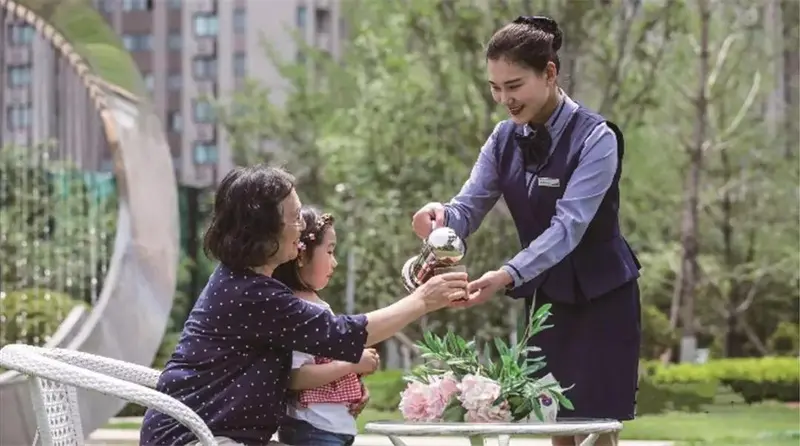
(399, 381), (438, 421)
(431, 373), (460, 404)
(399, 374), (462, 422)
(457, 374), (512, 423)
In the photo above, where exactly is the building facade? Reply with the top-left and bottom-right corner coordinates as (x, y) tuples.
(1, 5), (112, 172)
(96, 0), (344, 187)
(1, 0), (343, 186)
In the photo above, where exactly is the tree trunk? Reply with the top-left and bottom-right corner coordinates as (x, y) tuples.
(677, 0), (710, 364)
(780, 0), (799, 158)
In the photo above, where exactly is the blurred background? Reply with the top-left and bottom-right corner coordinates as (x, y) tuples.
(1, 0), (798, 445)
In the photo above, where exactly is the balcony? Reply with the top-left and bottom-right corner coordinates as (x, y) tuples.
(195, 123), (216, 141)
(196, 37), (216, 57)
(315, 32), (332, 52)
(5, 46), (30, 65)
(192, 0), (216, 13)
(195, 80), (217, 97)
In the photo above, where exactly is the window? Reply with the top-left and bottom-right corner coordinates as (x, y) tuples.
(233, 8), (246, 34)
(122, 0), (148, 11)
(7, 105), (31, 129)
(167, 31), (182, 50)
(193, 100), (215, 123)
(194, 14), (218, 37)
(296, 6), (307, 28)
(122, 33), (152, 52)
(167, 74), (182, 91)
(168, 111), (182, 132)
(192, 57), (217, 79)
(193, 142), (218, 165)
(8, 24), (34, 45)
(234, 53), (246, 78)
(315, 8), (331, 33)
(97, 0), (114, 12)
(167, 0), (182, 9)
(7, 65), (31, 87)
(143, 72), (154, 91)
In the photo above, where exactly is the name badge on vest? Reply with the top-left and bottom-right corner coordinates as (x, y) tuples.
(537, 177), (561, 188)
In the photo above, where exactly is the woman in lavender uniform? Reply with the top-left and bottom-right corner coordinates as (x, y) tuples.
(412, 16), (641, 446)
(140, 165), (468, 446)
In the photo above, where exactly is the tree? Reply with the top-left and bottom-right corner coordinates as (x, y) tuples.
(673, 0), (711, 363)
(218, 0), (797, 359)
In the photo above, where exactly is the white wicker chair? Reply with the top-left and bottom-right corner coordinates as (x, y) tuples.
(17, 345), (162, 389)
(0, 344), (217, 446)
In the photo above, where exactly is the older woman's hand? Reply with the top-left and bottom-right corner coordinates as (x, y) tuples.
(414, 271), (469, 312)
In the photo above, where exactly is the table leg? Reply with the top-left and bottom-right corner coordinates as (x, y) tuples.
(468, 435), (484, 446)
(497, 434), (511, 446)
(578, 433), (600, 446)
(387, 435), (408, 446)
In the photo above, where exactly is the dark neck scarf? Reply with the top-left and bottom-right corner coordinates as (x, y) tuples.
(515, 123), (552, 171)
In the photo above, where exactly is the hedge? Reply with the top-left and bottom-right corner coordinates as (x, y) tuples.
(361, 369), (406, 412)
(0, 288), (84, 348)
(363, 357), (799, 415)
(647, 357), (799, 404)
(119, 356), (799, 418)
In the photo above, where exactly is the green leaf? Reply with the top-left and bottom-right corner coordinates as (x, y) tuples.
(553, 391), (575, 411)
(441, 400), (467, 422)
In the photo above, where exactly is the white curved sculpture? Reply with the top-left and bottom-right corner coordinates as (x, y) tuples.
(0, 1), (179, 444)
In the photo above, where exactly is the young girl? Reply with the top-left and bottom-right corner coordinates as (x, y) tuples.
(273, 207), (379, 446)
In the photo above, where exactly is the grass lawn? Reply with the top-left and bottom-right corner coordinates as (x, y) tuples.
(109, 403), (799, 445)
(620, 403), (799, 445)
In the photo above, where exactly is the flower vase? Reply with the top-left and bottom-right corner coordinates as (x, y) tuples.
(539, 393), (559, 422)
(526, 393), (559, 423)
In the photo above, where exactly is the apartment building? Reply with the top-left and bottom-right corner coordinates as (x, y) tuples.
(95, 0), (344, 187)
(1, 8), (114, 172)
(0, 0), (343, 186)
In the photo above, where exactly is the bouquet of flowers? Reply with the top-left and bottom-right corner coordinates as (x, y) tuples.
(399, 303), (573, 423)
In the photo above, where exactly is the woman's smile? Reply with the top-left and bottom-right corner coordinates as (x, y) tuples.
(508, 104), (525, 116)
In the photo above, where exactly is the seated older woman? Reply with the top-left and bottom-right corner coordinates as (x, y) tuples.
(139, 165), (467, 446)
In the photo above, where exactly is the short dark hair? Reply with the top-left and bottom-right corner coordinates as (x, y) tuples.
(272, 206), (335, 291)
(485, 16), (563, 73)
(203, 164), (296, 270)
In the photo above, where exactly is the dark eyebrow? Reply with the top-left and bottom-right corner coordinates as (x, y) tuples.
(489, 77), (524, 86)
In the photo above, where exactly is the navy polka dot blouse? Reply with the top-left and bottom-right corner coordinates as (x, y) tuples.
(139, 265), (368, 445)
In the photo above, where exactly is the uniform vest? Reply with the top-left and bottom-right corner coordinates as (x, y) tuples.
(495, 107), (641, 304)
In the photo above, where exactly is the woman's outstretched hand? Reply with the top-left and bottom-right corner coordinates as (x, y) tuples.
(412, 202), (445, 239)
(413, 271), (468, 312)
(451, 269), (513, 308)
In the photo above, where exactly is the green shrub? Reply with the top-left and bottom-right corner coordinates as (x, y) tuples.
(637, 360), (719, 415)
(0, 288), (84, 348)
(650, 357), (800, 403)
(640, 304), (679, 360)
(116, 402), (146, 417)
(768, 322), (800, 357)
(363, 369), (406, 412)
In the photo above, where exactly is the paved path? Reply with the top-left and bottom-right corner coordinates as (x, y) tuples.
(88, 428), (674, 445)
